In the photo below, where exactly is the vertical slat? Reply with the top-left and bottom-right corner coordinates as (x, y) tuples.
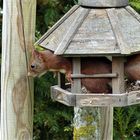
(102, 57), (125, 140)
(112, 57), (125, 94)
(100, 56), (125, 140)
(71, 58), (81, 93)
(72, 58), (103, 139)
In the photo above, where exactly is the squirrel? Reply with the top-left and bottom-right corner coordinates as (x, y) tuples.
(125, 54), (140, 80)
(28, 49), (112, 93)
(28, 49), (140, 93)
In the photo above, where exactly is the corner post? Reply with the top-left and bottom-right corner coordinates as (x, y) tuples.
(1, 0), (36, 139)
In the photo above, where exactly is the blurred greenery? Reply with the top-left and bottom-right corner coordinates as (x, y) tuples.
(33, 73), (74, 140)
(130, 0), (140, 12)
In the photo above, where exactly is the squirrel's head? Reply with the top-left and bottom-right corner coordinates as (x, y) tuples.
(28, 49), (47, 77)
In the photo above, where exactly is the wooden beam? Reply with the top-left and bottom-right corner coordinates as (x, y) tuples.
(1, 0), (36, 139)
(125, 6), (140, 23)
(51, 86), (75, 106)
(51, 86), (140, 107)
(71, 73), (117, 79)
(71, 58), (81, 93)
(112, 57), (125, 93)
(106, 8), (130, 54)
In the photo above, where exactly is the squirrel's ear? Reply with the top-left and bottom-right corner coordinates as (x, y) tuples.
(32, 49), (40, 57)
(32, 49), (43, 60)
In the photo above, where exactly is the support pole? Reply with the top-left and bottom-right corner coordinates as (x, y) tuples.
(72, 57), (114, 140)
(72, 58), (101, 140)
(1, 0), (36, 140)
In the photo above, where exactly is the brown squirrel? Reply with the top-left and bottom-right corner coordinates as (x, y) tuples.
(28, 49), (140, 93)
(125, 54), (140, 80)
(28, 49), (112, 93)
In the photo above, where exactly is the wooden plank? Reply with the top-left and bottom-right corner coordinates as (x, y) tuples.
(1, 0), (36, 140)
(71, 73), (117, 79)
(127, 91), (140, 105)
(54, 9), (90, 55)
(65, 9), (119, 56)
(51, 86), (75, 106)
(51, 86), (140, 106)
(100, 107), (113, 140)
(78, 0), (128, 7)
(115, 8), (140, 55)
(39, 6), (82, 52)
(125, 6), (140, 22)
(34, 5), (80, 46)
(112, 57), (125, 94)
(106, 8), (130, 54)
(76, 94), (127, 107)
(71, 58), (81, 93)
(51, 86), (140, 107)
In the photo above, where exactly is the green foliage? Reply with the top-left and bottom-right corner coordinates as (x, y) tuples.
(129, 0), (140, 13)
(114, 105), (140, 140)
(33, 73), (73, 140)
(36, 0), (77, 34)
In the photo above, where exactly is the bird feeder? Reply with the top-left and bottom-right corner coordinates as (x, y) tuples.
(35, 0), (140, 107)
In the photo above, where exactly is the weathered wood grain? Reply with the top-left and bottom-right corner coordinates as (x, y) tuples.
(100, 107), (113, 140)
(54, 8), (89, 55)
(78, 0), (128, 7)
(112, 57), (125, 94)
(116, 8), (140, 54)
(71, 58), (81, 93)
(39, 6), (82, 52)
(71, 73), (117, 78)
(125, 6), (140, 22)
(38, 6), (140, 56)
(106, 8), (130, 54)
(51, 86), (75, 106)
(1, 0), (36, 140)
(51, 86), (140, 107)
(35, 5), (79, 46)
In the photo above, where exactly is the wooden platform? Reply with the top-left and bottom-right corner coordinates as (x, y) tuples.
(51, 86), (140, 107)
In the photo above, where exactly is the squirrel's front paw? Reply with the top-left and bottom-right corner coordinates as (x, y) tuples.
(66, 73), (73, 84)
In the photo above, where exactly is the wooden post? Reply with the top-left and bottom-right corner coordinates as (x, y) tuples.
(1, 0), (36, 140)
(100, 57), (125, 140)
(112, 57), (125, 94)
(100, 107), (113, 140)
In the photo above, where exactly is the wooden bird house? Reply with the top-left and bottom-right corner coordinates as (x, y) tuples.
(35, 0), (140, 107)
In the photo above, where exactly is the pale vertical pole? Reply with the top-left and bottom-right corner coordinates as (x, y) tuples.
(1, 0), (36, 140)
